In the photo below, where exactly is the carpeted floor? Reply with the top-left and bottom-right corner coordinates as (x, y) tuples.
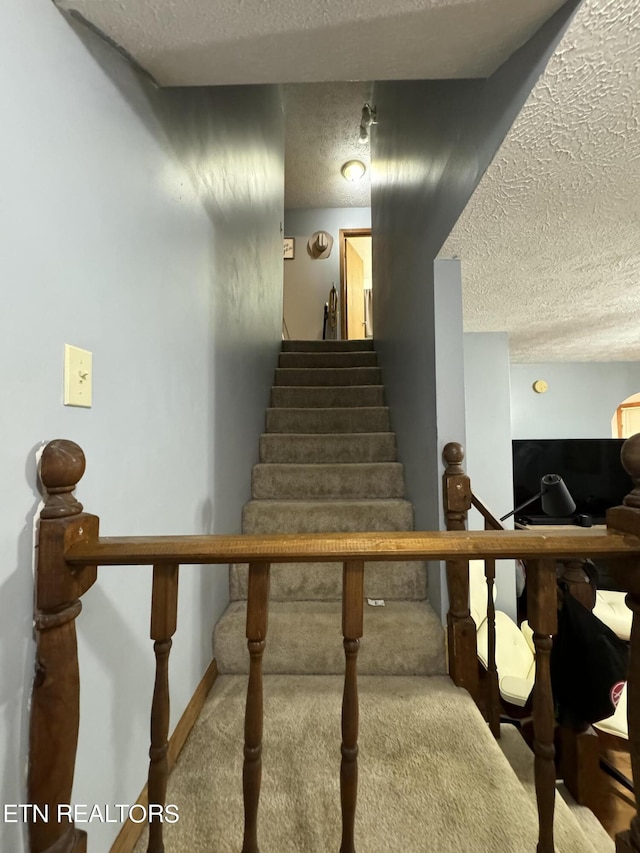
(134, 675), (610, 852)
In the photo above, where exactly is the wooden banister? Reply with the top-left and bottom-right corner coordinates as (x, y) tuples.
(28, 440), (98, 853)
(442, 443), (478, 702)
(605, 433), (640, 853)
(470, 493), (505, 532)
(28, 438), (640, 853)
(527, 558), (558, 853)
(62, 527), (637, 566)
(242, 562), (271, 853)
(147, 563), (179, 853)
(484, 556), (501, 739)
(340, 560), (365, 853)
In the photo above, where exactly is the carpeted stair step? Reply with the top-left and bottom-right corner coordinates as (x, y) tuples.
(259, 432), (397, 463)
(279, 351), (377, 369)
(242, 499), (413, 534)
(266, 407), (390, 434)
(282, 339), (374, 352)
(214, 600), (446, 676)
(274, 367), (382, 386)
(230, 559), (427, 601)
(251, 462), (405, 500)
(271, 385), (384, 408)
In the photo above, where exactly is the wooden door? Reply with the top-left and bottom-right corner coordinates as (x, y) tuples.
(346, 241), (365, 340)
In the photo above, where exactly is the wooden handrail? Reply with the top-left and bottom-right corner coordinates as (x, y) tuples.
(28, 438), (640, 853)
(470, 493), (505, 532)
(63, 528), (637, 566)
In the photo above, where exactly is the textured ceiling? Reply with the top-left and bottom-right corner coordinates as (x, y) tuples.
(441, 0), (640, 362)
(57, 0), (640, 362)
(284, 83), (372, 209)
(56, 0), (565, 85)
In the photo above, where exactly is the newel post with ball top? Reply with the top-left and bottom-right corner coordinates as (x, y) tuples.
(27, 440), (99, 853)
(442, 442), (479, 703)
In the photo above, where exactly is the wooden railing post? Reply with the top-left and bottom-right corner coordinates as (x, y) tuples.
(527, 558), (558, 853)
(242, 561), (271, 853)
(484, 556), (501, 739)
(147, 563), (179, 853)
(340, 560), (365, 853)
(607, 433), (640, 853)
(442, 443), (478, 702)
(28, 440), (98, 853)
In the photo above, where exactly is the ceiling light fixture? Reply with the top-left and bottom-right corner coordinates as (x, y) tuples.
(341, 160), (366, 182)
(358, 102), (377, 145)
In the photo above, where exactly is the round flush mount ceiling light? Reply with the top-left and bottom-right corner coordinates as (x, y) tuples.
(341, 160), (366, 182)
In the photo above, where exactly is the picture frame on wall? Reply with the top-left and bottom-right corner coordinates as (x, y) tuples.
(283, 237), (295, 260)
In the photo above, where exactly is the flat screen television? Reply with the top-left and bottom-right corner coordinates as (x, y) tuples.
(512, 438), (631, 524)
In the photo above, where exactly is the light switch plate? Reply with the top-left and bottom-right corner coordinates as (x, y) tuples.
(64, 345), (92, 407)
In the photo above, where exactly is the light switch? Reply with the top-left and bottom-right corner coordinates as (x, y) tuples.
(64, 345), (92, 408)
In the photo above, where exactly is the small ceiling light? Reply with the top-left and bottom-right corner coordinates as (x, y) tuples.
(341, 160), (366, 182)
(358, 102), (377, 144)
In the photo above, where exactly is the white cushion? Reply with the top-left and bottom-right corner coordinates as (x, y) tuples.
(477, 611), (535, 707)
(594, 682), (628, 739)
(520, 620), (535, 655)
(593, 591), (632, 641)
(500, 673), (536, 707)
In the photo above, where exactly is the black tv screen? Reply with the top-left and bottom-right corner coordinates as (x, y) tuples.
(512, 439), (631, 524)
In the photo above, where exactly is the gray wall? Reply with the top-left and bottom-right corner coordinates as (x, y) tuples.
(0, 3), (283, 851)
(283, 208), (371, 339)
(464, 333), (516, 620)
(370, 0), (580, 558)
(511, 362), (640, 438)
(430, 260), (468, 617)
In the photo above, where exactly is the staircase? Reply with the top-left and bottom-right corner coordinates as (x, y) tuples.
(213, 338), (445, 677)
(134, 341), (614, 852)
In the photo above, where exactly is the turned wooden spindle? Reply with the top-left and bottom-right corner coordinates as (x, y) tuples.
(340, 560), (365, 853)
(606, 433), (640, 853)
(242, 562), (271, 853)
(147, 563), (179, 853)
(442, 443), (478, 702)
(527, 558), (558, 853)
(28, 440), (98, 853)
(340, 560), (364, 853)
(484, 557), (500, 739)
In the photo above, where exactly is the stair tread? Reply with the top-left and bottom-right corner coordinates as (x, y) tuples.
(251, 462), (405, 499)
(244, 498), (412, 506)
(253, 462), (403, 471)
(214, 600), (446, 676)
(229, 559), (427, 601)
(266, 407), (391, 434)
(267, 406), (389, 412)
(279, 352), (378, 368)
(282, 339), (375, 351)
(274, 367), (382, 386)
(260, 432), (397, 463)
(271, 385), (385, 408)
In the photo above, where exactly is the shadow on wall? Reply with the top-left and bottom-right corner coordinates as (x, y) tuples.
(0, 445), (50, 853)
(62, 12), (284, 539)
